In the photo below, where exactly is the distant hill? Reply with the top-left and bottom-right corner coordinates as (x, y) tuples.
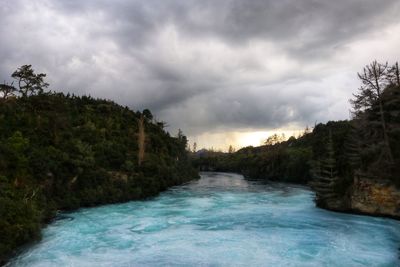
(0, 92), (198, 263)
(192, 81), (400, 219)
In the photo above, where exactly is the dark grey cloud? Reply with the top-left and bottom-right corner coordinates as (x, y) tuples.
(0, 0), (399, 147)
(51, 0), (400, 56)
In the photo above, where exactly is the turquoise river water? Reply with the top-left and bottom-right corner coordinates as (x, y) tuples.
(7, 172), (400, 266)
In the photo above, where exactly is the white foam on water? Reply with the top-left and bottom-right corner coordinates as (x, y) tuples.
(7, 172), (400, 267)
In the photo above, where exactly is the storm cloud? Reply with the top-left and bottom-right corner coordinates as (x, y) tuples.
(1, 0), (399, 148)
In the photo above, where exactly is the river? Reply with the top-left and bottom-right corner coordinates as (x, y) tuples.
(7, 172), (400, 266)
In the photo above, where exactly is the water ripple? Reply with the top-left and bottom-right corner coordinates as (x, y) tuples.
(7, 172), (400, 267)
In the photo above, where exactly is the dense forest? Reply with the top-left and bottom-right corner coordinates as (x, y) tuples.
(192, 120), (352, 185)
(193, 61), (400, 210)
(0, 65), (198, 264)
(1, 61), (399, 264)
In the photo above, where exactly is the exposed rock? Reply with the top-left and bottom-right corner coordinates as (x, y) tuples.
(317, 175), (400, 219)
(350, 177), (400, 219)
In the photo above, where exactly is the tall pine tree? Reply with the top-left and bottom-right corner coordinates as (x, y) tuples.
(310, 130), (339, 207)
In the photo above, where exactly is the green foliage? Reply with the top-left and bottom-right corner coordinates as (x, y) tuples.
(192, 61), (400, 212)
(349, 61), (400, 183)
(0, 176), (41, 261)
(192, 120), (351, 186)
(0, 91), (198, 264)
(264, 133), (286, 146)
(11, 65), (49, 97)
(351, 84), (400, 182)
(310, 131), (340, 207)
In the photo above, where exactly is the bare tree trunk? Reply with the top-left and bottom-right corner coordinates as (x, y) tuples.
(373, 65), (393, 163)
(137, 114), (145, 166)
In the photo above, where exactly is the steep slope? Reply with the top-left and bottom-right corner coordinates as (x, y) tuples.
(0, 93), (198, 264)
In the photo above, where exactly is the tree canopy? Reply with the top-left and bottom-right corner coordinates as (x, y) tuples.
(0, 65), (198, 264)
(11, 65), (49, 97)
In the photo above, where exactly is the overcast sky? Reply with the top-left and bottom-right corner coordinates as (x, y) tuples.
(1, 0), (399, 149)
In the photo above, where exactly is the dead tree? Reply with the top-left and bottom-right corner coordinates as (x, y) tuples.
(351, 61), (393, 163)
(0, 82), (16, 99)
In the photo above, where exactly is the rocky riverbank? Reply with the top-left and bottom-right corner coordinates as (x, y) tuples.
(350, 177), (400, 219)
(321, 176), (400, 220)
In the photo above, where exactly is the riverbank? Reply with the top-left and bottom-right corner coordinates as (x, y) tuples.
(191, 115), (400, 220)
(7, 172), (400, 267)
(320, 176), (400, 220)
(1, 173), (199, 266)
(196, 169), (400, 220)
(0, 93), (198, 265)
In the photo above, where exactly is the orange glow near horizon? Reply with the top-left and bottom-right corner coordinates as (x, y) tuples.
(189, 129), (305, 152)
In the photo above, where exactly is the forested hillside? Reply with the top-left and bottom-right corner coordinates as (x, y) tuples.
(192, 120), (352, 186)
(0, 66), (198, 264)
(193, 61), (400, 215)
